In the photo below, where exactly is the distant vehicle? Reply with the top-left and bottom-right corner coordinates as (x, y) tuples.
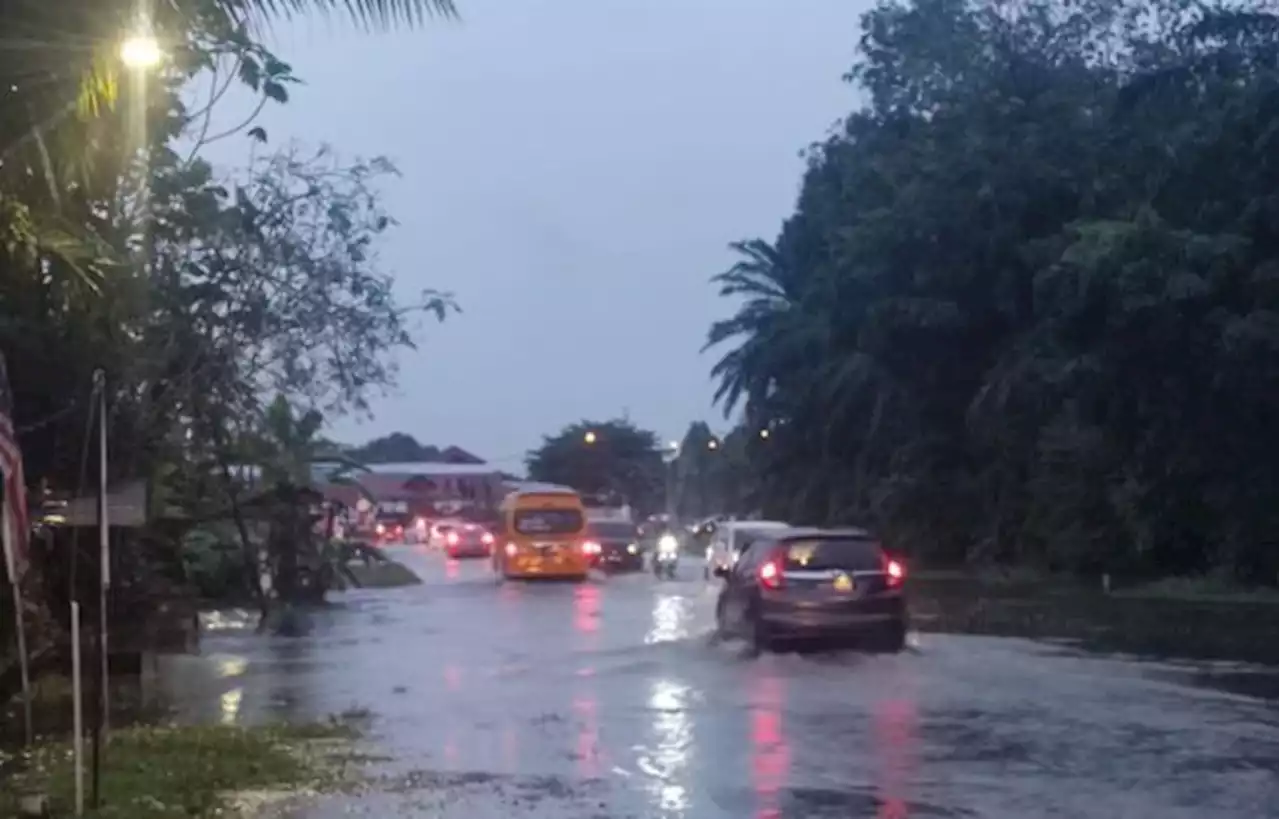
(373, 513), (414, 544)
(704, 520), (791, 579)
(712, 527), (907, 654)
(444, 522), (496, 559)
(493, 488), (594, 581)
(428, 519), (464, 549)
(409, 515), (429, 544)
(652, 532), (679, 579)
(589, 520), (644, 572)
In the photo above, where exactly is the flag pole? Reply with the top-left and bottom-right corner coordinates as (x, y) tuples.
(0, 351), (33, 746)
(4, 502), (33, 746)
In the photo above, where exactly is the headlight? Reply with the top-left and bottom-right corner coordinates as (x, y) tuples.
(658, 535), (678, 554)
(627, 543), (638, 554)
(705, 546), (714, 559)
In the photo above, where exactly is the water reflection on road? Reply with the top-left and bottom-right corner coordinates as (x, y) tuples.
(159, 547), (1277, 819)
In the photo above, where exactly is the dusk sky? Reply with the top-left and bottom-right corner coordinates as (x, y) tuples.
(209, 0), (869, 470)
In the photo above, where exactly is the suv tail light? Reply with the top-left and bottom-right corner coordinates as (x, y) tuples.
(481, 531), (495, 545)
(446, 531), (460, 546)
(758, 559), (783, 590)
(885, 557), (905, 586)
(581, 540), (601, 555)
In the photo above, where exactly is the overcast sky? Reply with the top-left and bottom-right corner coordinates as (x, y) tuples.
(209, 0), (869, 470)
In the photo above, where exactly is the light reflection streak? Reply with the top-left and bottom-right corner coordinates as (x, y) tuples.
(219, 687), (243, 725)
(645, 594), (690, 644)
(643, 679), (692, 814)
(444, 726), (459, 768)
(750, 673), (789, 819)
(574, 583), (601, 635)
(573, 695), (600, 777)
(215, 655), (248, 678)
(873, 696), (919, 819)
(502, 724), (518, 769)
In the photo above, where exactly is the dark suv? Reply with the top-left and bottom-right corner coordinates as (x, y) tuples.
(712, 528), (907, 654)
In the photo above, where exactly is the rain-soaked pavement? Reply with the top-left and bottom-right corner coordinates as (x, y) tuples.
(158, 545), (1278, 819)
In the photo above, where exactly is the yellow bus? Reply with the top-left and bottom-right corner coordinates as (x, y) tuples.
(493, 486), (597, 580)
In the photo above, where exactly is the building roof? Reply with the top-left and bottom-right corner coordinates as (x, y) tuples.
(363, 462), (501, 477)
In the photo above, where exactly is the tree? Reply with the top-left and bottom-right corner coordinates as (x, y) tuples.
(526, 420), (665, 516)
(0, 0), (465, 653)
(705, 0), (1277, 583)
(348, 433), (441, 463)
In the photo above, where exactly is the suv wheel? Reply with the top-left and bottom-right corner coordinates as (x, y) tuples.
(747, 613), (772, 657)
(876, 618), (907, 653)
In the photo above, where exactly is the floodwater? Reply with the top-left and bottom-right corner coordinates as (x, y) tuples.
(156, 546), (1278, 819)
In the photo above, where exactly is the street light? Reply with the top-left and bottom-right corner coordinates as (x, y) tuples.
(120, 32), (162, 70)
(707, 438), (719, 451)
(759, 428), (770, 440)
(583, 430), (597, 445)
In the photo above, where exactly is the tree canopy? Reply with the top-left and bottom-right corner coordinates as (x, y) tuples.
(526, 420), (665, 515)
(705, 0), (1277, 583)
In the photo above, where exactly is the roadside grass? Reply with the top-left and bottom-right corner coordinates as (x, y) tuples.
(908, 571), (1278, 665)
(0, 719), (362, 818)
(911, 567), (1277, 604)
(1109, 574), (1277, 604)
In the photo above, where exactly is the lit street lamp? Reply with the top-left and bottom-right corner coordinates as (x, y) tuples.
(707, 438), (719, 451)
(120, 33), (162, 70)
(759, 428), (770, 440)
(583, 430), (597, 445)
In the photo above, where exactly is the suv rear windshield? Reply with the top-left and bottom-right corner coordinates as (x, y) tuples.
(780, 537), (883, 571)
(514, 509), (585, 535)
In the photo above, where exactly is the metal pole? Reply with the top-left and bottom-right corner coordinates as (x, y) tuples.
(71, 600), (84, 816)
(96, 368), (109, 731)
(93, 369), (109, 806)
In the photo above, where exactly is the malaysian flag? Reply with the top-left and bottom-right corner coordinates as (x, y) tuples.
(0, 353), (29, 584)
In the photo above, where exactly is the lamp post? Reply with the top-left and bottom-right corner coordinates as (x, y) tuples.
(82, 33), (165, 814)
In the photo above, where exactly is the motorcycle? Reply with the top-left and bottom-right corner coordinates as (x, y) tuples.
(652, 533), (679, 579)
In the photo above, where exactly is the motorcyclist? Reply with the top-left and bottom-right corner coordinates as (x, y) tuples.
(652, 526), (680, 579)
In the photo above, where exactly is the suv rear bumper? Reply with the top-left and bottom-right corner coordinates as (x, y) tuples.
(760, 597), (905, 637)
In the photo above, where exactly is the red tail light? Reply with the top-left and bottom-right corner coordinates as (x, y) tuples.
(504, 542), (518, 557)
(885, 557), (905, 586)
(481, 531), (495, 545)
(758, 559), (783, 589)
(581, 540), (601, 555)
(446, 531), (460, 546)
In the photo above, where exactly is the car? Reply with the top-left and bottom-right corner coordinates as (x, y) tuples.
(428, 519), (464, 549)
(704, 520), (791, 579)
(373, 514), (413, 544)
(712, 527), (907, 654)
(443, 522), (496, 559)
(589, 520), (645, 572)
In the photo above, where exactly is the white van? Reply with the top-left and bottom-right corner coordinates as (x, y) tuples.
(703, 520), (791, 579)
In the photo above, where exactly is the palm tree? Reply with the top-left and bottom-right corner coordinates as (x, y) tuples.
(704, 238), (816, 415)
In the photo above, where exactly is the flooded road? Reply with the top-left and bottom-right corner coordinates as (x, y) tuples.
(161, 546), (1277, 818)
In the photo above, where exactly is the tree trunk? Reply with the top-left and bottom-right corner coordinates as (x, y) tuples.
(211, 441), (269, 630)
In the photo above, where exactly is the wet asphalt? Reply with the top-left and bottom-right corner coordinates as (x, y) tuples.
(163, 545), (1278, 819)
